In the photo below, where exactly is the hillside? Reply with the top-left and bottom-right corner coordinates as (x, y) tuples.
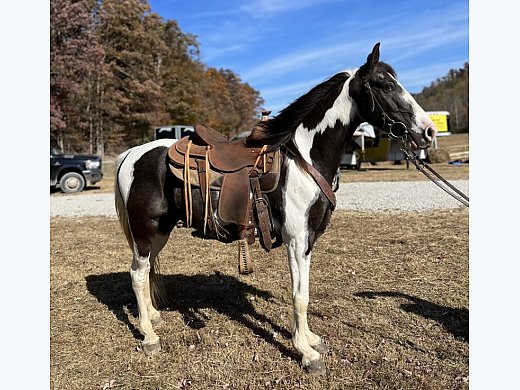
(413, 63), (469, 134)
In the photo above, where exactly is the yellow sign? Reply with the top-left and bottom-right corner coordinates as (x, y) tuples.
(428, 113), (449, 133)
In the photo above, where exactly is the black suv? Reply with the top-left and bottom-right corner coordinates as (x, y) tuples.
(50, 148), (103, 193)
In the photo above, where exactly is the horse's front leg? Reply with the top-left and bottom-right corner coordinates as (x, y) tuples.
(286, 236), (327, 375)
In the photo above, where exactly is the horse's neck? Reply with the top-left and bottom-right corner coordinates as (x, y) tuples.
(293, 82), (360, 182)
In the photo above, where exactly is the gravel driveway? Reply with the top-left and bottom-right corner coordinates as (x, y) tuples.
(50, 180), (469, 218)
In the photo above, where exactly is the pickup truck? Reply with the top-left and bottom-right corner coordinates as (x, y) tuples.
(50, 148), (103, 193)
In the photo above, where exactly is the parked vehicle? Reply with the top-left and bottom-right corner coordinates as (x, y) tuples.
(50, 148), (103, 193)
(340, 116), (443, 169)
(154, 125), (194, 140)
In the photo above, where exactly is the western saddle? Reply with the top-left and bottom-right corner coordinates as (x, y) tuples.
(168, 115), (280, 274)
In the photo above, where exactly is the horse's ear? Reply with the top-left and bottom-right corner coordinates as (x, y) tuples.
(368, 42), (380, 67)
(359, 42), (380, 80)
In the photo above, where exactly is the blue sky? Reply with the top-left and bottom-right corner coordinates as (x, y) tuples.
(155, 0), (467, 115)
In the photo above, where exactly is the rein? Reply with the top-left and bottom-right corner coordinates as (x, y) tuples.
(283, 141), (337, 210)
(401, 144), (469, 207)
(364, 80), (469, 207)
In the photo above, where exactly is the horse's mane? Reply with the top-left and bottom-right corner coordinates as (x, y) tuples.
(247, 72), (351, 151)
(377, 62), (397, 79)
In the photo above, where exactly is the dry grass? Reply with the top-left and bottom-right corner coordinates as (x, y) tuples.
(50, 209), (468, 389)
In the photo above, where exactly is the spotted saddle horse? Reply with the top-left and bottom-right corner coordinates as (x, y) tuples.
(167, 114), (281, 274)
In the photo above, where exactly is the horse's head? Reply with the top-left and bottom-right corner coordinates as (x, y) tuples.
(350, 43), (436, 149)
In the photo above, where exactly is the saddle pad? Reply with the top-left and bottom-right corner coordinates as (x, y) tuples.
(167, 136), (282, 229)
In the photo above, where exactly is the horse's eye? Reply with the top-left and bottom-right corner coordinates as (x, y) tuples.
(383, 83), (394, 92)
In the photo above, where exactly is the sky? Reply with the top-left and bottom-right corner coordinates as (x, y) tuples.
(148, 0), (468, 116)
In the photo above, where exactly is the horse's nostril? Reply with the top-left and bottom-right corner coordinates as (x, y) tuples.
(425, 126), (436, 140)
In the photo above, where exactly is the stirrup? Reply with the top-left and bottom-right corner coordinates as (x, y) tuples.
(238, 238), (254, 274)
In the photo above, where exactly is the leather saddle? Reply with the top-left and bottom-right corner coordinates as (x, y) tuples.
(168, 123), (280, 273)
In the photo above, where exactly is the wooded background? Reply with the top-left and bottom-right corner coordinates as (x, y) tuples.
(413, 63), (469, 135)
(50, 0), (468, 156)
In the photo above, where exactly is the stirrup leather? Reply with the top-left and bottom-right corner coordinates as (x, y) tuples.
(238, 239), (254, 274)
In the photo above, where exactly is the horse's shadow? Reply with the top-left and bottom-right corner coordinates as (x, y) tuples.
(354, 291), (468, 342)
(85, 271), (297, 359)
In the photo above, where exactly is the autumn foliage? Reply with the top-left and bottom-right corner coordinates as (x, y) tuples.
(50, 0), (264, 155)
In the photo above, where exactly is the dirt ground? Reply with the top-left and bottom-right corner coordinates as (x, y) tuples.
(50, 133), (469, 388)
(50, 209), (468, 390)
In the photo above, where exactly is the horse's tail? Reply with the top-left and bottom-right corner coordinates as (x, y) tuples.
(114, 150), (134, 248)
(149, 256), (167, 308)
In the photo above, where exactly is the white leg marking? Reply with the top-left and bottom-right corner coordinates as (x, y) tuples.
(283, 159), (323, 366)
(130, 251), (160, 346)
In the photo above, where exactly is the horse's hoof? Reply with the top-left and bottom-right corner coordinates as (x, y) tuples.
(312, 341), (329, 354)
(304, 359), (326, 376)
(151, 316), (165, 327)
(142, 340), (161, 355)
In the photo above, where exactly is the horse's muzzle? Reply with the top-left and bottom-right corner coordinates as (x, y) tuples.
(408, 127), (435, 150)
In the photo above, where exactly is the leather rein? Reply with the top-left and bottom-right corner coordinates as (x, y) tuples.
(283, 141), (337, 210)
(365, 80), (469, 208)
(401, 145), (469, 207)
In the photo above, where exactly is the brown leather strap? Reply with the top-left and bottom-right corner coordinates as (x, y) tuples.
(238, 239), (254, 274)
(284, 142), (336, 210)
(252, 145), (268, 173)
(204, 148), (210, 234)
(304, 162), (337, 210)
(250, 176), (272, 251)
(183, 140), (193, 226)
(196, 155), (213, 236)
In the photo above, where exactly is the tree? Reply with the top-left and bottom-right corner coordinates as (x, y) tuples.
(50, 0), (104, 153)
(96, 0), (169, 149)
(159, 20), (206, 126)
(413, 63), (469, 133)
(50, 0), (265, 154)
(199, 68), (264, 138)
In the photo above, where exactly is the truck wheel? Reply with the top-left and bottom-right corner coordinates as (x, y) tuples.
(60, 172), (85, 193)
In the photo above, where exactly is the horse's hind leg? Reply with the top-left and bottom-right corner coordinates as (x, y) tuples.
(130, 230), (170, 355)
(144, 233), (169, 326)
(130, 253), (160, 354)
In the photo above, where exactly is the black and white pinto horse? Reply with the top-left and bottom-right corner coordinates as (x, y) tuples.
(114, 43), (436, 375)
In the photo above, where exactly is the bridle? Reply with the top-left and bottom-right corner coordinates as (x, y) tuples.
(364, 80), (408, 141)
(363, 79), (470, 208)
